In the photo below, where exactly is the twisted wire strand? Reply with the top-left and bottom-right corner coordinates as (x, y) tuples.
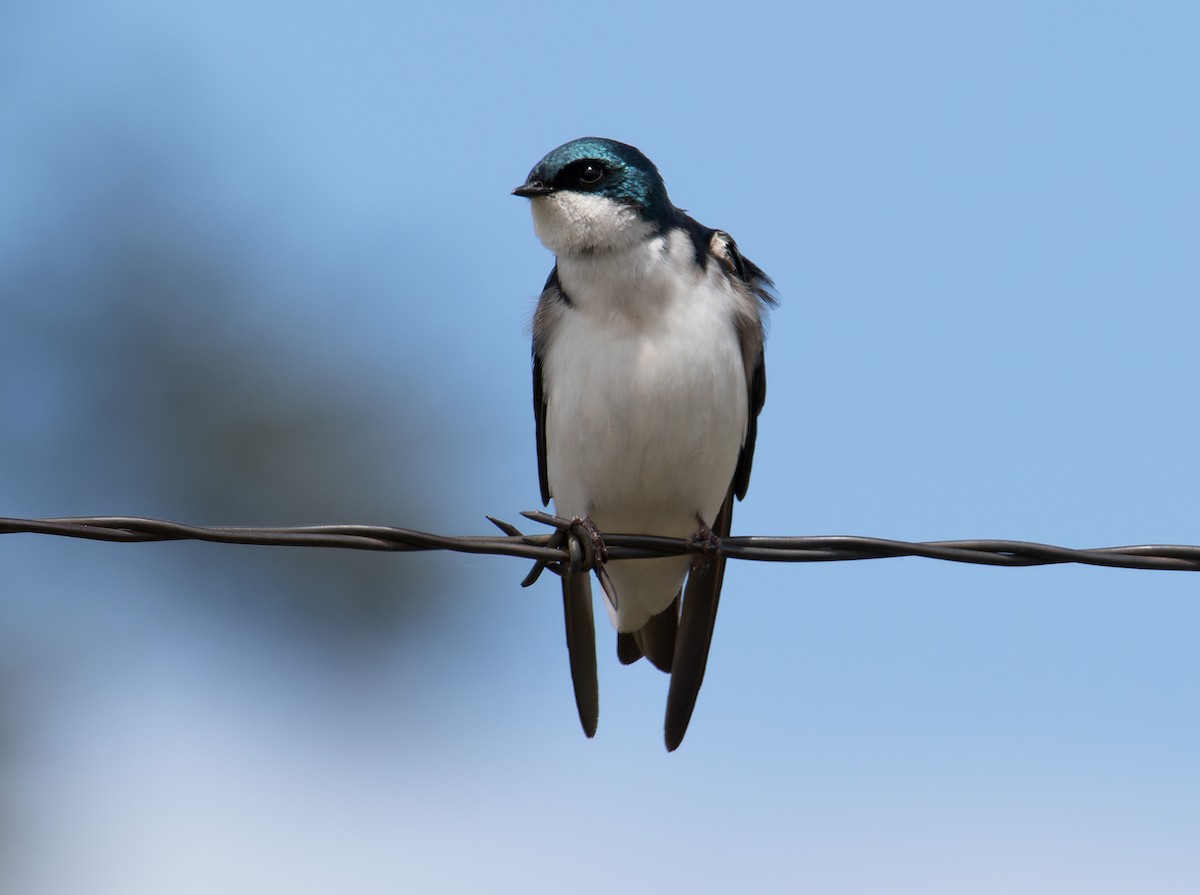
(2, 514), (1199, 575)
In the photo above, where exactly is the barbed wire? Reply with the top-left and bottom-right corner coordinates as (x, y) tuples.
(3, 514), (1200, 583)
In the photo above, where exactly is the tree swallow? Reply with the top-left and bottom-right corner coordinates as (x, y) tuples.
(513, 137), (776, 751)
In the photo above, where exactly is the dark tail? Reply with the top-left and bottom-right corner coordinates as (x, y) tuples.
(562, 571), (598, 737)
(663, 490), (734, 751)
(616, 592), (680, 672)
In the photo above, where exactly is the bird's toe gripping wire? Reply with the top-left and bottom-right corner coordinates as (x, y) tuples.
(685, 515), (722, 572)
(514, 511), (617, 608)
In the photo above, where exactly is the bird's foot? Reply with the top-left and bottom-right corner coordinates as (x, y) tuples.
(568, 516), (619, 611)
(686, 516), (722, 570)
(568, 515), (609, 569)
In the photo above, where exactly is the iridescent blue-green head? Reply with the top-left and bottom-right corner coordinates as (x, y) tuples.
(513, 137), (676, 254)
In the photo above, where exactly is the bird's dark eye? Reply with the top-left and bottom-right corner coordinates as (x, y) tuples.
(577, 163), (605, 186)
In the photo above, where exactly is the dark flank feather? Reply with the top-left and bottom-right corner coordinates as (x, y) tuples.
(706, 228), (773, 503)
(532, 270), (563, 507)
(733, 353), (766, 500)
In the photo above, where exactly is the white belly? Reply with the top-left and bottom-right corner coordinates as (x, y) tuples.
(542, 247), (748, 631)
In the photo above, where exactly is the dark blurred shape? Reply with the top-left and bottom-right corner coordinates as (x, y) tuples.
(0, 113), (463, 653)
(0, 18), (489, 888)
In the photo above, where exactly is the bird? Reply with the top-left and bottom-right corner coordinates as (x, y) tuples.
(513, 137), (776, 751)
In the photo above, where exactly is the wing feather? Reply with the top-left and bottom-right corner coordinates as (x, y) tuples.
(531, 267), (567, 507)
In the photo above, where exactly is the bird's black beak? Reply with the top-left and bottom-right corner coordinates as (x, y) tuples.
(512, 180), (553, 198)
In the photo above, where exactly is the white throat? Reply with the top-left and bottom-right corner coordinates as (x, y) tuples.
(529, 192), (656, 256)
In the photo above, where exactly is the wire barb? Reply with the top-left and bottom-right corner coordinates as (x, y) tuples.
(1, 515), (1199, 574)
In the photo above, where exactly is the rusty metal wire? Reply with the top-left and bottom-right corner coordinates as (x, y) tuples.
(2, 514), (1200, 580)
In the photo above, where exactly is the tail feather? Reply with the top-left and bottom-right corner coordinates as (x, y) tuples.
(562, 571), (598, 738)
(664, 489), (734, 752)
(633, 592), (680, 672)
(616, 632), (642, 665)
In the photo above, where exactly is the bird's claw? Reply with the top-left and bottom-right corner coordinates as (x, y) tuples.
(568, 516), (618, 610)
(687, 518), (722, 570)
(568, 515), (609, 570)
(512, 511), (617, 608)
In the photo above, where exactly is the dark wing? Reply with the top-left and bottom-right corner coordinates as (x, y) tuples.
(734, 344), (766, 500)
(532, 269), (564, 506)
(720, 236), (776, 501)
(531, 266), (598, 738)
(533, 350), (551, 506)
(662, 229), (777, 752)
(676, 218), (775, 499)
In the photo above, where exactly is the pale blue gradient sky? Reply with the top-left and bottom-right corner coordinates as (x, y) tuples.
(3, 2), (1199, 892)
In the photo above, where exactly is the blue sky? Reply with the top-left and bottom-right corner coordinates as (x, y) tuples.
(3, 1), (1199, 892)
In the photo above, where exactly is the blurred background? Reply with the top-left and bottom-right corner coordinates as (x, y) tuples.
(3, 1), (1199, 892)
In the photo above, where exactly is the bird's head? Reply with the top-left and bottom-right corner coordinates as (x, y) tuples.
(513, 137), (675, 254)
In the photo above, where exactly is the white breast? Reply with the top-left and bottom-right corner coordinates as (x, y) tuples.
(541, 227), (748, 631)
